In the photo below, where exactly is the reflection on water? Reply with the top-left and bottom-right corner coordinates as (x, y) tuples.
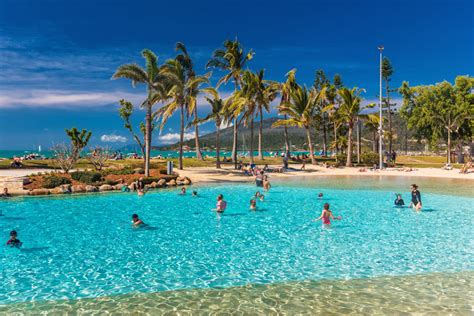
(1, 272), (472, 314)
(275, 175), (474, 197)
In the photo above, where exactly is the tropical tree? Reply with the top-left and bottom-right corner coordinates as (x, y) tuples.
(158, 59), (210, 170)
(65, 127), (92, 161)
(272, 85), (325, 164)
(363, 114), (383, 152)
(314, 70), (330, 156)
(277, 69), (298, 157)
(326, 74), (344, 156)
(328, 87), (365, 166)
(206, 39), (254, 164)
(400, 76), (474, 164)
(382, 57), (395, 153)
(112, 49), (168, 177)
(192, 88), (231, 168)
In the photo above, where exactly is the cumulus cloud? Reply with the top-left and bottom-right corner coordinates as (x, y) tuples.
(158, 132), (194, 144)
(0, 89), (143, 108)
(100, 134), (127, 143)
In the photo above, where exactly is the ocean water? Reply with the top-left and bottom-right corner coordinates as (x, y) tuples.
(0, 178), (473, 306)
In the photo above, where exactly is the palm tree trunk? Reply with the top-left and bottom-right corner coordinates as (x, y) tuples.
(356, 120), (361, 164)
(250, 117), (254, 163)
(144, 103), (151, 177)
(322, 121), (327, 156)
(372, 130), (377, 152)
(386, 82), (393, 153)
(306, 128), (315, 164)
(258, 107), (264, 160)
(447, 127), (452, 165)
(193, 106), (203, 160)
(216, 124), (221, 169)
(232, 118), (238, 164)
(346, 124), (353, 167)
(333, 123), (338, 155)
(178, 104), (184, 170)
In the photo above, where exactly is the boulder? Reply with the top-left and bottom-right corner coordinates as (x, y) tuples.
(71, 185), (86, 193)
(176, 176), (185, 182)
(29, 188), (50, 196)
(85, 185), (98, 193)
(183, 177), (192, 185)
(99, 184), (113, 191)
(150, 181), (158, 188)
(50, 186), (70, 194)
(113, 184), (126, 190)
(157, 179), (167, 186)
(166, 179), (177, 186)
(59, 184), (72, 193)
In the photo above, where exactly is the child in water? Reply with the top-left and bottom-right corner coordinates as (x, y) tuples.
(131, 214), (145, 227)
(192, 190), (198, 197)
(394, 194), (405, 206)
(254, 191), (265, 201)
(249, 199), (257, 210)
(6, 230), (22, 248)
(409, 184), (422, 211)
(213, 194), (227, 213)
(318, 193), (324, 200)
(180, 187), (186, 195)
(314, 203), (342, 226)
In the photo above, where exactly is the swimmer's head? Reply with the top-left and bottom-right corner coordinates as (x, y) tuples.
(132, 214), (139, 219)
(3, 188), (7, 194)
(318, 193), (323, 197)
(255, 191), (260, 196)
(396, 194), (402, 199)
(192, 191), (197, 196)
(411, 184), (418, 190)
(10, 230), (17, 239)
(250, 199), (256, 206)
(181, 187), (186, 192)
(323, 203), (330, 210)
(217, 194), (223, 201)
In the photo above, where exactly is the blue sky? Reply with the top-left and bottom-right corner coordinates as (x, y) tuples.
(0, 0), (472, 149)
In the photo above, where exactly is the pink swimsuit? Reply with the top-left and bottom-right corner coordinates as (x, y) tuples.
(217, 200), (227, 212)
(322, 212), (331, 225)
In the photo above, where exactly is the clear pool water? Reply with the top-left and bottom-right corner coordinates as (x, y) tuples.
(0, 177), (473, 305)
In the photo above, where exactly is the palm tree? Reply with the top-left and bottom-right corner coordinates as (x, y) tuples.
(333, 87), (365, 167)
(206, 39), (254, 165)
(158, 59), (210, 170)
(175, 42), (205, 160)
(363, 114), (382, 152)
(112, 49), (168, 177)
(192, 88), (231, 168)
(272, 85), (325, 164)
(277, 69), (298, 157)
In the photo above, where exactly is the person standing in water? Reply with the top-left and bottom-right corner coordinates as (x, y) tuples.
(263, 175), (271, 192)
(213, 194), (227, 213)
(409, 184), (422, 211)
(131, 214), (145, 227)
(6, 230), (22, 248)
(394, 194), (405, 206)
(314, 203), (342, 226)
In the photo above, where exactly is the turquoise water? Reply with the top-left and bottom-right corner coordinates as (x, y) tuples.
(0, 180), (473, 305)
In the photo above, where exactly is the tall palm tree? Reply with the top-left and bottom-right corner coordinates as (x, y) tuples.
(277, 69), (298, 157)
(158, 59), (210, 170)
(192, 88), (231, 168)
(112, 49), (168, 177)
(332, 87), (365, 167)
(206, 39), (254, 165)
(363, 114), (382, 152)
(175, 42), (205, 160)
(272, 85), (325, 164)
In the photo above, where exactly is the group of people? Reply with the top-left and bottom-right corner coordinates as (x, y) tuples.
(394, 184), (422, 211)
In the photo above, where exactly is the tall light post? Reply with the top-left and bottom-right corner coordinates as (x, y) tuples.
(378, 45), (384, 169)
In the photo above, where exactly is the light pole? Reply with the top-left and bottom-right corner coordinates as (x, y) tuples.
(378, 45), (384, 169)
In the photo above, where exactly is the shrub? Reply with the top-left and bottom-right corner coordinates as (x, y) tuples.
(361, 152), (379, 165)
(159, 169), (168, 175)
(142, 177), (160, 185)
(105, 179), (118, 186)
(43, 175), (71, 189)
(335, 153), (347, 163)
(70, 171), (102, 184)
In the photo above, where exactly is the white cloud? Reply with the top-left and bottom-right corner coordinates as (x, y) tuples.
(158, 132), (194, 144)
(100, 134), (127, 143)
(0, 89), (143, 108)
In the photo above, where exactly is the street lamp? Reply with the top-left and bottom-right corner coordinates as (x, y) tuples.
(378, 45), (384, 169)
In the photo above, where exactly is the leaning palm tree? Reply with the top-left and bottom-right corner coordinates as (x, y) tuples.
(112, 49), (168, 177)
(331, 87), (365, 167)
(175, 42), (205, 160)
(272, 85), (325, 164)
(158, 59), (210, 170)
(206, 39), (254, 164)
(191, 88), (231, 168)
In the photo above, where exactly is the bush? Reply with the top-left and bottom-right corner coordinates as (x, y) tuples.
(105, 179), (118, 186)
(142, 177), (160, 185)
(102, 167), (135, 176)
(70, 171), (102, 184)
(361, 152), (379, 165)
(335, 153), (347, 163)
(159, 169), (168, 175)
(43, 175), (71, 189)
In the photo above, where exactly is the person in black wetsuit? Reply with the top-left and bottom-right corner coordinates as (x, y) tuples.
(6, 230), (22, 248)
(394, 194), (405, 206)
(409, 184), (422, 211)
(1, 188), (12, 198)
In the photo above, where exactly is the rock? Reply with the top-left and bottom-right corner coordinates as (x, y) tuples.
(113, 184), (126, 190)
(166, 179), (177, 186)
(157, 179), (166, 186)
(150, 181), (158, 188)
(50, 186), (70, 194)
(59, 184), (72, 193)
(99, 184), (113, 191)
(177, 176), (185, 182)
(29, 188), (50, 196)
(183, 177), (192, 185)
(71, 185), (86, 193)
(85, 185), (98, 192)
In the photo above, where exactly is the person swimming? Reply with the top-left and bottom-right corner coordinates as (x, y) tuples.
(394, 194), (405, 206)
(314, 203), (341, 226)
(254, 191), (265, 201)
(6, 230), (22, 248)
(213, 194), (227, 213)
(131, 214), (145, 227)
(249, 199), (257, 210)
(192, 190), (198, 197)
(318, 193), (324, 200)
(409, 184), (422, 211)
(1, 188), (12, 198)
(180, 187), (186, 195)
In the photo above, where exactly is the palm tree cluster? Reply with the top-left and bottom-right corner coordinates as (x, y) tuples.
(113, 39), (382, 172)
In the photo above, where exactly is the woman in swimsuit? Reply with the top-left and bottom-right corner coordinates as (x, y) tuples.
(314, 203), (341, 226)
(214, 194), (227, 213)
(409, 184), (422, 211)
